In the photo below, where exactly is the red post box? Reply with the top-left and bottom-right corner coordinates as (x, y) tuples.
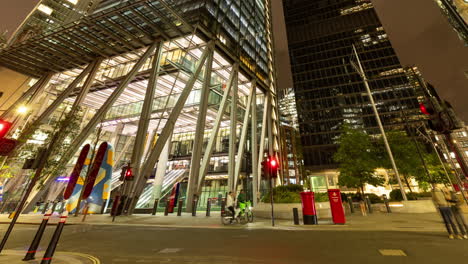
(328, 189), (346, 225)
(300, 191), (318, 225)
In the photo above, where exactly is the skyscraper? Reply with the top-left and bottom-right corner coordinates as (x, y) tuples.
(0, 0), (279, 213)
(283, 0), (423, 175)
(434, 0), (468, 45)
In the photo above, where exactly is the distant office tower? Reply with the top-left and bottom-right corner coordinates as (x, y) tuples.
(435, 0), (468, 45)
(9, 0), (100, 45)
(283, 0), (423, 172)
(0, 0), (280, 212)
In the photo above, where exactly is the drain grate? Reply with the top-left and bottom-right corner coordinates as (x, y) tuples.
(379, 249), (407, 256)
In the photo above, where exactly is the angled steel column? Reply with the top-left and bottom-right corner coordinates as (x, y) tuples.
(152, 133), (172, 200)
(129, 41), (164, 196)
(130, 42), (214, 213)
(62, 42), (159, 164)
(186, 49), (214, 211)
(197, 64), (238, 190)
(257, 94), (269, 187)
(1, 73), (52, 119)
(233, 82), (255, 190)
(18, 59), (102, 142)
(228, 72), (239, 192)
(251, 88), (259, 206)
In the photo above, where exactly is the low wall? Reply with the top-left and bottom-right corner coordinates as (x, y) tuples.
(381, 200), (437, 213)
(254, 202), (332, 220)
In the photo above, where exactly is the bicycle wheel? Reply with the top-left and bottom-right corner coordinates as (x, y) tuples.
(239, 214), (248, 225)
(247, 211), (254, 223)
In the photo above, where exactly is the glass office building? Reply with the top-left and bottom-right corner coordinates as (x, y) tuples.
(283, 0), (423, 171)
(0, 0), (279, 212)
(435, 0), (468, 45)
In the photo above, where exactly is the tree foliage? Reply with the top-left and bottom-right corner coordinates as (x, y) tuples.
(334, 125), (384, 192)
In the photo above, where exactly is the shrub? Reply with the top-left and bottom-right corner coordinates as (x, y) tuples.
(389, 189), (418, 201)
(262, 184), (303, 203)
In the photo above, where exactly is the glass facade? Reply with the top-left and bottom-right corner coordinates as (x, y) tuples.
(435, 0), (468, 45)
(283, 0), (423, 169)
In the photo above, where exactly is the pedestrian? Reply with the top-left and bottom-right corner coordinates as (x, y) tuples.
(432, 187), (461, 239)
(448, 190), (468, 239)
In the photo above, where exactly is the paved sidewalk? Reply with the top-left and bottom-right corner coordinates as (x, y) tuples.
(0, 249), (99, 264)
(0, 211), (463, 233)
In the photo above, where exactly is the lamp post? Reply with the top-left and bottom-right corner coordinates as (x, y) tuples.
(350, 45), (407, 201)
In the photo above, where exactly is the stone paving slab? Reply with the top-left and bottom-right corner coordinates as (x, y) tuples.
(0, 249), (100, 264)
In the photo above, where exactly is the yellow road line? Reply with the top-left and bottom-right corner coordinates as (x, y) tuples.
(58, 251), (101, 264)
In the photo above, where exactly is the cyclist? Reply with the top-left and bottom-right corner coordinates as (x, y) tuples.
(237, 190), (246, 217)
(226, 191), (236, 221)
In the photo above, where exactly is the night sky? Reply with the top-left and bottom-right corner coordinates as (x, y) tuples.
(1, 0), (467, 120)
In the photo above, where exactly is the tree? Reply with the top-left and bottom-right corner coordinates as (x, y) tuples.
(376, 131), (422, 192)
(334, 125), (384, 193)
(414, 153), (452, 188)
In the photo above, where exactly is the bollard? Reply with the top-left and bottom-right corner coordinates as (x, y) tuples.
(40, 211), (68, 264)
(81, 204), (89, 222)
(23, 210), (53, 261)
(100, 200), (107, 214)
(383, 194), (392, 213)
(50, 201), (58, 214)
(220, 199), (226, 217)
(346, 195), (355, 214)
(41, 202), (50, 214)
(164, 200), (170, 216)
(206, 199), (211, 217)
(292, 208), (300, 225)
(365, 195), (373, 214)
(152, 199), (159, 216)
(192, 198), (198, 217)
(177, 199), (183, 216)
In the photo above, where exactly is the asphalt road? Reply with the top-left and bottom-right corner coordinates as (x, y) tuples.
(1, 224), (467, 264)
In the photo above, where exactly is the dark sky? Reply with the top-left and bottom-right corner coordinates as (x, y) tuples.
(1, 0), (467, 120)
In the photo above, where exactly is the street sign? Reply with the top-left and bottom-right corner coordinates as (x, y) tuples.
(63, 144), (91, 200)
(0, 138), (17, 156)
(82, 142), (108, 199)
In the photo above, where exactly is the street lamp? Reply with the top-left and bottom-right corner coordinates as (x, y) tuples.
(17, 105), (29, 115)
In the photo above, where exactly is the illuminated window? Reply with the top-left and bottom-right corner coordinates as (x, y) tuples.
(66, 0), (79, 5)
(37, 4), (53, 15)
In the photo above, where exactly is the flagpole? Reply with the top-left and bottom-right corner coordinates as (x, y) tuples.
(351, 45), (408, 201)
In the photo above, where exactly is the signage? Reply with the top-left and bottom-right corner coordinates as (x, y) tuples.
(82, 142), (108, 199)
(64, 144), (91, 199)
(328, 189), (346, 225)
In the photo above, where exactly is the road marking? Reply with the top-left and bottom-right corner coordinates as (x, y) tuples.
(379, 249), (407, 256)
(158, 248), (182, 254)
(62, 251), (101, 263)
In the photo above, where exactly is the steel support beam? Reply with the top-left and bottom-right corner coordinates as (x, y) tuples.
(23, 59), (101, 135)
(197, 64), (238, 189)
(257, 95), (269, 185)
(186, 49), (214, 211)
(130, 41), (164, 188)
(228, 73), (239, 192)
(1, 73), (52, 119)
(233, 83), (255, 191)
(129, 42), (214, 213)
(251, 88), (259, 206)
(152, 134), (172, 200)
(62, 42), (159, 164)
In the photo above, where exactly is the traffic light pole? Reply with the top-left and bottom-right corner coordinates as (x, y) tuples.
(352, 45), (407, 201)
(0, 133), (58, 253)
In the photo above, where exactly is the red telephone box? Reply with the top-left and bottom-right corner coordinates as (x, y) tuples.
(328, 189), (346, 225)
(300, 191), (318, 225)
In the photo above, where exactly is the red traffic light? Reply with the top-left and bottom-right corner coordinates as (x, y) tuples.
(419, 103), (430, 116)
(0, 119), (12, 138)
(269, 158), (278, 169)
(125, 166), (134, 181)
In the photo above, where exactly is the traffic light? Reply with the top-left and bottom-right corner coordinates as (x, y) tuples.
(125, 166), (134, 181)
(0, 119), (12, 138)
(261, 159), (269, 179)
(269, 156), (279, 178)
(420, 97), (464, 133)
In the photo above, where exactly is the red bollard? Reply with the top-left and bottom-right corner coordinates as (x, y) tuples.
(23, 210), (53, 261)
(40, 211), (68, 264)
(328, 189), (346, 225)
(300, 192), (318, 225)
